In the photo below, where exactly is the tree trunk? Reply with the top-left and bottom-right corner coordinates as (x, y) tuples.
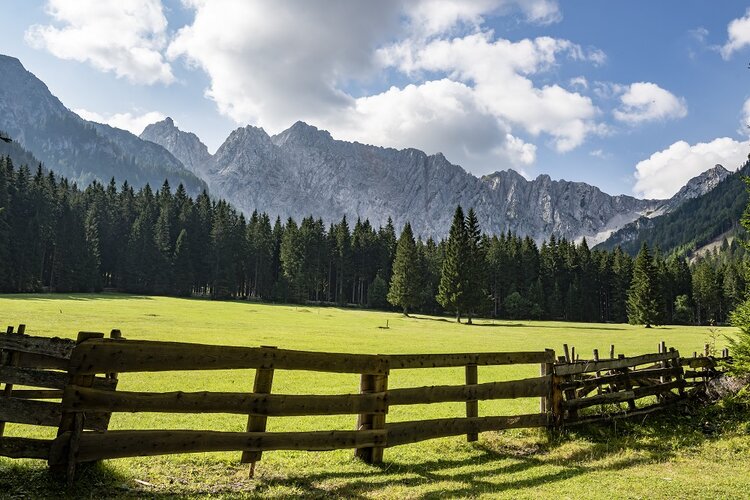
(456, 312), (461, 323)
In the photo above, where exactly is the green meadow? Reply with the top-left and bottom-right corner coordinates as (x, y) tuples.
(1, 294), (748, 498)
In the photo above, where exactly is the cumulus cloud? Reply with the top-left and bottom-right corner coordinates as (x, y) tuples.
(613, 82), (687, 124)
(721, 8), (750, 59)
(74, 108), (166, 135)
(165, 0), (603, 173)
(332, 79), (537, 172)
(378, 32), (605, 152)
(633, 137), (749, 199)
(25, 0), (173, 84)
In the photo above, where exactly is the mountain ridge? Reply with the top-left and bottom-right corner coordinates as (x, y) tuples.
(142, 116), (684, 242)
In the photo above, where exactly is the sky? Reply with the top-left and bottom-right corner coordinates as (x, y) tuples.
(1, 0), (750, 199)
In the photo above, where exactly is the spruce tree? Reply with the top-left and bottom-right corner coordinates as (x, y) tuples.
(387, 222), (421, 315)
(437, 206), (469, 322)
(627, 242), (661, 328)
(172, 229), (194, 297)
(464, 208), (485, 324)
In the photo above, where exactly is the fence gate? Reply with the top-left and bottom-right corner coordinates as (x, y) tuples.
(0, 326), (121, 461)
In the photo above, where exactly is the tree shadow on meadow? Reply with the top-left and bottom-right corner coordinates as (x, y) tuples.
(1, 410), (717, 499)
(0, 293), (155, 302)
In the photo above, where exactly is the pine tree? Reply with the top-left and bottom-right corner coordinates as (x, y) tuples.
(437, 206), (469, 322)
(173, 229), (194, 297)
(387, 222), (421, 315)
(463, 208), (485, 324)
(627, 242), (661, 328)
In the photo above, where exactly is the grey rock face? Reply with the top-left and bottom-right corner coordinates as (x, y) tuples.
(0, 55), (207, 195)
(145, 119), (671, 242)
(140, 117), (212, 177)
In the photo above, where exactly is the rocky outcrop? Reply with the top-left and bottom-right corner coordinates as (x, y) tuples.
(140, 117), (212, 177)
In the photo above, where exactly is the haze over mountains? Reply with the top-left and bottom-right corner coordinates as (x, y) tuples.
(0, 54), (737, 245)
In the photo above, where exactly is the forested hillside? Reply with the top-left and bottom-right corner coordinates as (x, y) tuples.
(3, 155), (746, 325)
(597, 159), (750, 256)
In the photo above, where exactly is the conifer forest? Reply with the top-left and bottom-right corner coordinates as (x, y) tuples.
(0, 156), (745, 326)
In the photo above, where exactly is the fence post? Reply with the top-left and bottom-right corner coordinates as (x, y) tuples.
(618, 354), (637, 411)
(550, 357), (564, 430)
(670, 347), (685, 397)
(0, 346), (20, 437)
(355, 357), (389, 465)
(242, 346), (277, 477)
(541, 349), (555, 419)
(466, 363), (478, 442)
(17, 324), (25, 335)
(56, 331), (104, 485)
(370, 368), (389, 464)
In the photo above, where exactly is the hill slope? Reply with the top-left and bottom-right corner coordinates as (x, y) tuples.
(0, 55), (207, 195)
(595, 160), (749, 255)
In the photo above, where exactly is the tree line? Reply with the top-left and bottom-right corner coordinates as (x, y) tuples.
(0, 155), (745, 325)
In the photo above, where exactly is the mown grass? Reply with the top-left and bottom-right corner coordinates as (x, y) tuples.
(0, 293), (748, 498)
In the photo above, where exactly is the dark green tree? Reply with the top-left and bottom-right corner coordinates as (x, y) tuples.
(627, 242), (661, 327)
(387, 223), (421, 315)
(437, 206), (469, 322)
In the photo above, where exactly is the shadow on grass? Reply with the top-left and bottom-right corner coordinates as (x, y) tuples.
(1, 408), (725, 499)
(0, 293), (155, 302)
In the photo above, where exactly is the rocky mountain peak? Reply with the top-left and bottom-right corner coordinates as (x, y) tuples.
(140, 117), (211, 177)
(272, 121), (333, 148)
(662, 164), (732, 212)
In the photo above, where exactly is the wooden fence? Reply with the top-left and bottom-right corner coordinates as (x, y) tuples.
(0, 326), (731, 485)
(0, 326), (121, 462)
(555, 341), (731, 425)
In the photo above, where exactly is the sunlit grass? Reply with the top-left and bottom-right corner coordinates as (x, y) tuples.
(0, 293), (747, 498)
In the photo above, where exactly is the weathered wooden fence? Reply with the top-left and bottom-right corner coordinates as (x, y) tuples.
(0, 326), (731, 485)
(48, 337), (555, 482)
(0, 326), (121, 462)
(555, 341), (731, 425)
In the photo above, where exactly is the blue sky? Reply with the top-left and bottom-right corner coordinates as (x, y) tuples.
(1, 0), (750, 199)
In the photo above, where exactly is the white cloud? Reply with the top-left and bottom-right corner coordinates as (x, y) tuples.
(379, 32), (605, 152)
(25, 0), (173, 84)
(721, 8), (750, 59)
(633, 137), (749, 199)
(332, 79), (537, 174)
(74, 108), (166, 135)
(569, 76), (588, 90)
(167, 0), (605, 172)
(613, 82), (687, 124)
(406, 0), (561, 36)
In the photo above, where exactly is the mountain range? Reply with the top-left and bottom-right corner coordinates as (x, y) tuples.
(0, 53), (738, 245)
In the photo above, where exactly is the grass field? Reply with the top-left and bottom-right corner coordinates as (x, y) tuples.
(1, 293), (749, 498)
